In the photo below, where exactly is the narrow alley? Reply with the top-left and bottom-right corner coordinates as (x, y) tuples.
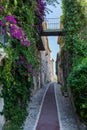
(0, 1), (87, 130)
(23, 82), (79, 130)
(36, 83), (59, 130)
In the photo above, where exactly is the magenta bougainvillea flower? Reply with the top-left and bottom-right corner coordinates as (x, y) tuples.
(35, 0), (46, 32)
(26, 65), (32, 68)
(0, 20), (5, 26)
(16, 56), (34, 75)
(10, 24), (22, 39)
(0, 15), (30, 47)
(36, 0), (46, 20)
(4, 15), (17, 24)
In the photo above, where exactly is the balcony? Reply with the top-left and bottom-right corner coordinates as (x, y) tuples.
(41, 18), (64, 36)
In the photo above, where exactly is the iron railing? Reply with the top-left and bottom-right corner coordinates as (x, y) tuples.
(44, 18), (60, 30)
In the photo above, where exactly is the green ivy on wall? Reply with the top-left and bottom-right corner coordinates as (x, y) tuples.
(62, 0), (87, 123)
(0, 0), (45, 129)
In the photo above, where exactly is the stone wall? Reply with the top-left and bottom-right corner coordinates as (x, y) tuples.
(0, 49), (6, 129)
(0, 85), (5, 129)
(56, 52), (64, 86)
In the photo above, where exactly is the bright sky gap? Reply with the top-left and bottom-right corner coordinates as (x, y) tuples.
(45, 0), (62, 74)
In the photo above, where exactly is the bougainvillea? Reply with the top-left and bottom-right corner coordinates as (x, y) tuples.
(0, 15), (30, 47)
(0, 0), (47, 129)
(36, 0), (46, 20)
(0, 0), (56, 129)
(0, 0), (59, 129)
(34, 0), (46, 33)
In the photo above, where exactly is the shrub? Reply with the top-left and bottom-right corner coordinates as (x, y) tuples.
(67, 58), (87, 122)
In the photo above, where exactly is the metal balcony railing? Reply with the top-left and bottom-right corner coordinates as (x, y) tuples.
(44, 18), (60, 30)
(41, 18), (64, 36)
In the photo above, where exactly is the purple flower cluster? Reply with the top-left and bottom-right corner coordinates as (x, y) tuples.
(17, 56), (34, 75)
(17, 56), (26, 64)
(37, 0), (46, 20)
(26, 65), (32, 68)
(4, 15), (17, 24)
(0, 15), (30, 47)
(10, 25), (22, 38)
(0, 20), (6, 34)
(0, 20), (5, 26)
(10, 24), (30, 46)
(26, 64), (34, 75)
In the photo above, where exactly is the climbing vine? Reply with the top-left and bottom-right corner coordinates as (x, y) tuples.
(62, 0), (87, 123)
(0, 0), (46, 129)
(0, 0), (58, 129)
(62, 0), (87, 67)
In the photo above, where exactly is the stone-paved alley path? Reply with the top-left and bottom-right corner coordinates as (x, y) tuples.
(36, 83), (60, 130)
(23, 82), (79, 130)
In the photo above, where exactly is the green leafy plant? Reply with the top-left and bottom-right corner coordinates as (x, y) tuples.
(0, 0), (46, 129)
(67, 58), (87, 122)
(61, 0), (87, 123)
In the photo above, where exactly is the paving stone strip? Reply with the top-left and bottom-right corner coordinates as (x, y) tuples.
(23, 83), (49, 130)
(55, 83), (79, 130)
(36, 83), (60, 130)
(23, 82), (80, 130)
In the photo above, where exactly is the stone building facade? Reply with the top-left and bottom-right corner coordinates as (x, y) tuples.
(56, 16), (64, 86)
(56, 16), (69, 87)
(33, 21), (54, 93)
(56, 47), (64, 86)
(50, 58), (54, 82)
(40, 21), (54, 84)
(40, 36), (54, 84)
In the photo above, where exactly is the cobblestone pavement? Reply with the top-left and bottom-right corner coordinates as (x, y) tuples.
(23, 83), (50, 130)
(23, 82), (79, 130)
(55, 82), (79, 130)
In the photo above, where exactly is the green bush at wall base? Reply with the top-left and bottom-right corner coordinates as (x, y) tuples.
(67, 58), (87, 122)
